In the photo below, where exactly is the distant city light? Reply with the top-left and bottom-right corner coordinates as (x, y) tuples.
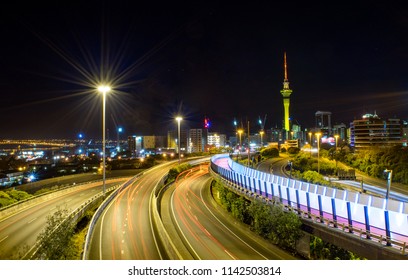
(204, 117), (211, 128)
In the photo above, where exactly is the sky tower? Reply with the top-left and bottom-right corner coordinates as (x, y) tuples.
(280, 52), (293, 135)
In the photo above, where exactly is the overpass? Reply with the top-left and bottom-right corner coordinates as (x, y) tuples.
(210, 154), (408, 260)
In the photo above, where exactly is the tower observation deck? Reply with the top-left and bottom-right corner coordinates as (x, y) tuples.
(280, 52), (292, 134)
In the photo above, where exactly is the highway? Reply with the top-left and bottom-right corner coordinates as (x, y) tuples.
(256, 156), (290, 177)
(86, 161), (178, 260)
(164, 164), (298, 260)
(0, 178), (125, 259)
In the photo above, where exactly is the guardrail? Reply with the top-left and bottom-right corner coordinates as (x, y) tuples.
(0, 178), (127, 220)
(210, 154), (408, 257)
(24, 183), (120, 259)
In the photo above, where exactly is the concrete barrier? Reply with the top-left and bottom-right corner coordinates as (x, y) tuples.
(0, 178), (125, 220)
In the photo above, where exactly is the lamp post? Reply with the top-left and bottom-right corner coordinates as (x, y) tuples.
(98, 85), (111, 197)
(334, 134), (339, 150)
(316, 132), (321, 174)
(308, 132), (312, 158)
(288, 160), (293, 186)
(237, 129), (243, 147)
(247, 120), (250, 167)
(260, 130), (264, 148)
(117, 127), (123, 152)
(176, 116), (183, 164)
(237, 128), (243, 161)
(384, 169), (393, 200)
(233, 119), (238, 152)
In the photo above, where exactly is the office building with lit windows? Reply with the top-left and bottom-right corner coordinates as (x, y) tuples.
(350, 113), (403, 150)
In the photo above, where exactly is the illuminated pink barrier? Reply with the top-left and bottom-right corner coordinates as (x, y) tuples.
(211, 154), (408, 249)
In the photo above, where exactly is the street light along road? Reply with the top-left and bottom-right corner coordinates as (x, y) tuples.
(176, 116), (183, 164)
(316, 132), (321, 174)
(98, 85), (111, 196)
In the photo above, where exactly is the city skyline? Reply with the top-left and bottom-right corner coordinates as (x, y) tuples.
(1, 2), (408, 139)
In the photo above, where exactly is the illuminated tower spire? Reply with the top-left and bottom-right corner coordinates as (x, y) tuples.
(280, 51), (293, 133)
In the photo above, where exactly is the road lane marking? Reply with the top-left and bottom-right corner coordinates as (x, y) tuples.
(27, 217), (37, 224)
(224, 250), (236, 260)
(200, 184), (268, 260)
(170, 189), (201, 260)
(0, 236), (8, 243)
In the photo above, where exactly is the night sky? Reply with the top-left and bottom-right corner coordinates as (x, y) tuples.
(1, 1), (408, 139)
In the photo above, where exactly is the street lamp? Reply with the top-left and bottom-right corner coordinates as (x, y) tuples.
(334, 134), (339, 150)
(237, 129), (243, 147)
(98, 85), (111, 197)
(316, 132), (321, 174)
(260, 130), (264, 148)
(117, 127), (123, 152)
(288, 160), (293, 186)
(176, 116), (183, 164)
(384, 169), (393, 200)
(308, 132), (312, 158)
(237, 128), (244, 161)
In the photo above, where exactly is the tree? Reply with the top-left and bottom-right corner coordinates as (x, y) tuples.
(7, 189), (32, 201)
(167, 163), (192, 182)
(35, 207), (76, 259)
(248, 200), (275, 238)
(0, 191), (15, 207)
(272, 208), (303, 250)
(287, 147), (300, 155)
(302, 170), (326, 184)
(230, 196), (250, 223)
(260, 147), (279, 159)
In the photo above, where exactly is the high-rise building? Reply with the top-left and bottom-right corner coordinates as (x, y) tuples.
(188, 129), (207, 153)
(402, 120), (408, 146)
(280, 52), (293, 138)
(207, 132), (226, 147)
(315, 111), (332, 137)
(143, 136), (156, 150)
(333, 123), (347, 141)
(167, 129), (188, 152)
(141, 135), (167, 150)
(350, 113), (403, 150)
(127, 136), (136, 156)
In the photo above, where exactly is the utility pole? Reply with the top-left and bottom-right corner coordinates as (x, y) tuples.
(247, 120), (250, 167)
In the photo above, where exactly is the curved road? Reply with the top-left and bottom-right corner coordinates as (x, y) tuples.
(86, 161), (178, 260)
(0, 178), (125, 259)
(258, 155), (408, 199)
(165, 164), (298, 260)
